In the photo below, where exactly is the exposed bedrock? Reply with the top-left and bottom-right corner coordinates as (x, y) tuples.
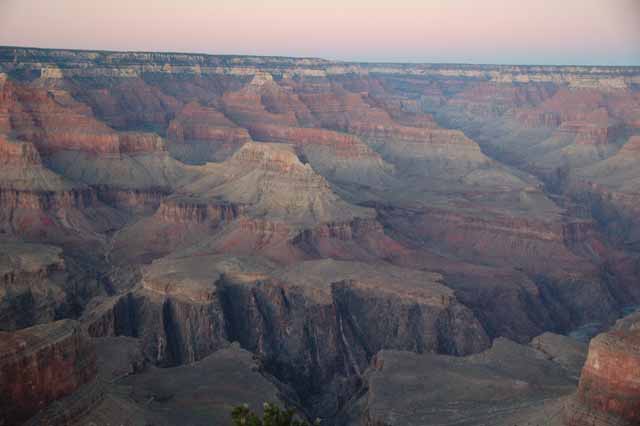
(381, 206), (631, 334)
(117, 131), (167, 154)
(0, 320), (96, 426)
(563, 326), (640, 426)
(156, 196), (244, 225)
(0, 136), (116, 238)
(113, 141), (401, 265)
(245, 124), (395, 187)
(0, 241), (66, 331)
(567, 135), (640, 246)
(345, 337), (582, 426)
(167, 101), (252, 163)
(94, 185), (171, 214)
(83, 256), (490, 418)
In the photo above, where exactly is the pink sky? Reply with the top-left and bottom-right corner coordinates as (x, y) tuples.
(0, 0), (638, 65)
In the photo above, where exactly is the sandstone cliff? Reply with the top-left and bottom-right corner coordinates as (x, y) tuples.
(563, 325), (640, 426)
(0, 320), (96, 425)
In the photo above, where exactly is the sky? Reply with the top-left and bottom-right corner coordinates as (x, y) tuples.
(0, 0), (638, 65)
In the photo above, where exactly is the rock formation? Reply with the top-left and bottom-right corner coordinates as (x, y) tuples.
(563, 324), (640, 426)
(167, 101), (252, 163)
(0, 46), (638, 425)
(0, 241), (66, 330)
(0, 320), (96, 425)
(345, 337), (583, 426)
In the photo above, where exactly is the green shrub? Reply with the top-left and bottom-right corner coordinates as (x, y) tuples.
(230, 402), (319, 426)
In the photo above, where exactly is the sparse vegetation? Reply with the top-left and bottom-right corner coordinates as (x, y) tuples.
(231, 403), (319, 426)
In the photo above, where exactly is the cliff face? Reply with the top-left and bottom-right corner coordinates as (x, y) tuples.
(83, 255), (489, 418)
(0, 136), (128, 241)
(564, 327), (640, 426)
(167, 101), (252, 163)
(0, 320), (96, 426)
(1, 46), (639, 424)
(0, 241), (66, 331)
(2, 47), (638, 88)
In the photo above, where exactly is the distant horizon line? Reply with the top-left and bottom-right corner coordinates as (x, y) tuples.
(2, 44), (639, 69)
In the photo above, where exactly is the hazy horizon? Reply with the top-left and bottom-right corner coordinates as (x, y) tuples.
(1, 0), (639, 66)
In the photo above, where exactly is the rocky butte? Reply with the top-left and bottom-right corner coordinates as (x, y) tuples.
(0, 46), (638, 425)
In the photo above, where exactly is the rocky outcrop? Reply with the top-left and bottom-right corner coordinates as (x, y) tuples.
(81, 255), (490, 418)
(106, 344), (287, 426)
(2, 80), (122, 154)
(221, 72), (314, 128)
(0, 320), (96, 426)
(247, 124), (395, 186)
(75, 76), (181, 130)
(563, 327), (640, 426)
(567, 134), (640, 245)
(1, 46), (639, 424)
(556, 115), (620, 147)
(94, 186), (170, 214)
(155, 196), (243, 225)
(167, 101), (251, 163)
(43, 149), (199, 214)
(384, 205), (588, 272)
(248, 124), (371, 157)
(450, 81), (555, 118)
(347, 337), (579, 426)
(0, 241), (66, 331)
(0, 134), (40, 165)
(182, 142), (375, 225)
(0, 137), (126, 240)
(118, 131), (167, 154)
(620, 135), (640, 153)
(2, 47), (638, 89)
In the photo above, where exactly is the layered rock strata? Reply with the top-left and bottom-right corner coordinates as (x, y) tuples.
(0, 320), (96, 426)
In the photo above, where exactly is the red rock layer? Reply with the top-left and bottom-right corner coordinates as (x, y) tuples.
(515, 110), (562, 128)
(95, 187), (169, 214)
(297, 89), (478, 150)
(2, 81), (170, 156)
(298, 89), (400, 132)
(167, 101), (251, 144)
(366, 94), (438, 128)
(0, 135), (41, 165)
(387, 206), (600, 275)
(0, 188), (101, 238)
(78, 77), (181, 129)
(0, 187), (96, 211)
(221, 73), (313, 127)
(0, 73), (10, 133)
(230, 142), (325, 181)
(514, 89), (621, 136)
(620, 135), (640, 153)
(554, 109), (620, 146)
(0, 320), (96, 425)
(606, 92), (640, 128)
(294, 217), (410, 261)
(248, 124), (379, 159)
(209, 216), (407, 265)
(450, 82), (554, 117)
(118, 131), (166, 154)
(156, 197), (244, 226)
(564, 328), (640, 425)
(3, 81), (122, 154)
(572, 181), (640, 222)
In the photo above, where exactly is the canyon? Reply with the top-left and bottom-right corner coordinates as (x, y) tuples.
(0, 46), (638, 425)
